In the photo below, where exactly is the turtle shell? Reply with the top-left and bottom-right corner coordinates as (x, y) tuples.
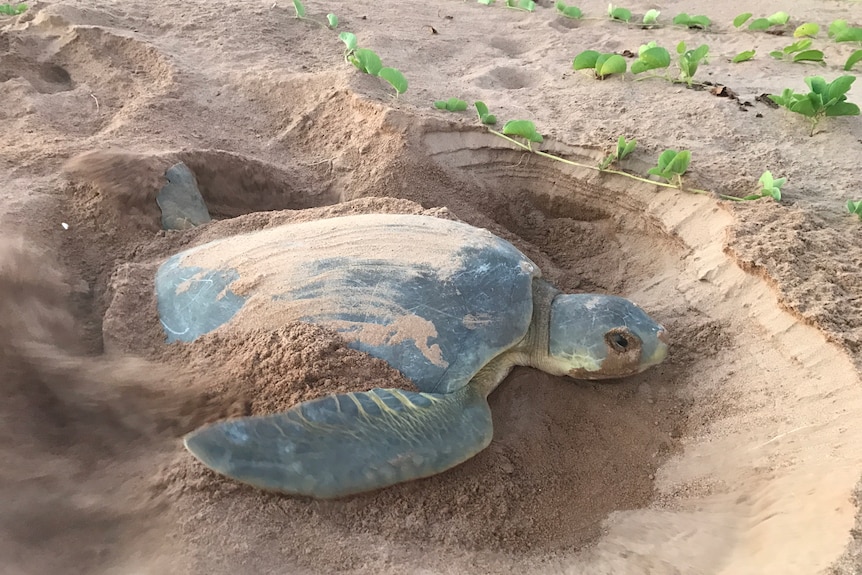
(155, 214), (541, 394)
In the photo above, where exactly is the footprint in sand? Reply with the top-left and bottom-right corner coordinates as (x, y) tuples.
(0, 9), (174, 138)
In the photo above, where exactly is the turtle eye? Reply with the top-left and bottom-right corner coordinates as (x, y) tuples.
(605, 329), (635, 353)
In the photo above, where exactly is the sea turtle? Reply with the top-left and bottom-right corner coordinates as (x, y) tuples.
(156, 213), (669, 498)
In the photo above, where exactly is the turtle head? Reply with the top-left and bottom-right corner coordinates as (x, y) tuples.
(545, 294), (668, 380)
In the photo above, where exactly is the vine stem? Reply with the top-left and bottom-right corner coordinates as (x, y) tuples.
(486, 129), (746, 202)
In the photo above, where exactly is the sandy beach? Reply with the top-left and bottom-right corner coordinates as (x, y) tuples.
(2, 0), (862, 573)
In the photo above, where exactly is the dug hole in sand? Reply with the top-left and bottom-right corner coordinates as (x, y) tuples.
(3, 126), (859, 575)
(1, 1), (862, 574)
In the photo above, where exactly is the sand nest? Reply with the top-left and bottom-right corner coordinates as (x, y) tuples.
(2, 1), (862, 574)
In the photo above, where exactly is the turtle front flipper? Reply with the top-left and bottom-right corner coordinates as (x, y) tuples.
(183, 385), (493, 498)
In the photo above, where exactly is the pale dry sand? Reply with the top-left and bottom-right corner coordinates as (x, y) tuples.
(2, 1), (862, 574)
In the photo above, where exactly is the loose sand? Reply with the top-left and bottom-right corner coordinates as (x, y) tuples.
(2, 1), (862, 574)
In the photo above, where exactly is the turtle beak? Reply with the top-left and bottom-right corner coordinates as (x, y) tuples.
(647, 327), (669, 367)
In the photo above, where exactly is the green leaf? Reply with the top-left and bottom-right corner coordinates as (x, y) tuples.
(769, 51), (784, 60)
(793, 50), (824, 63)
(656, 149), (677, 170)
(630, 60), (648, 74)
(436, 98), (467, 111)
(292, 0), (306, 18)
(351, 48), (383, 75)
(572, 50), (601, 70)
(379, 67), (407, 95)
(848, 200), (862, 218)
(482, 114), (497, 125)
(555, 1), (582, 18)
(640, 46), (671, 66)
(793, 23), (819, 38)
(638, 41), (658, 56)
(327, 13), (338, 28)
(595, 54), (627, 78)
(767, 11), (790, 26)
(475, 101), (490, 120)
(0, 2), (25, 14)
(768, 89), (795, 107)
(826, 75), (855, 100)
(759, 171), (774, 188)
(339, 32), (358, 52)
(667, 150), (691, 175)
(805, 76), (826, 94)
(676, 41), (686, 55)
(647, 166), (671, 182)
(599, 155), (615, 170)
(845, 50), (862, 71)
(690, 15), (711, 29)
(679, 45), (709, 80)
(631, 46), (671, 73)
(643, 9), (659, 25)
(733, 13), (752, 28)
(691, 45), (710, 62)
(507, 0), (535, 11)
(608, 6), (631, 22)
(733, 50), (756, 63)
(789, 97), (817, 117)
(674, 14), (710, 29)
(748, 18), (771, 31)
(835, 27), (862, 43)
(767, 187), (781, 201)
(447, 97), (468, 111)
(829, 20), (848, 38)
(784, 39), (812, 54)
(620, 138), (636, 158)
(503, 120), (543, 143)
(824, 102), (860, 117)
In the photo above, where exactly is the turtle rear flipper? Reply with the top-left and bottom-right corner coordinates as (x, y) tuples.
(183, 386), (493, 498)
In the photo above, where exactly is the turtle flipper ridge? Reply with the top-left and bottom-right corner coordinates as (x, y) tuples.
(183, 386), (493, 498)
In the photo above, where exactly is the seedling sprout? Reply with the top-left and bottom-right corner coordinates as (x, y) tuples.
(555, 2), (582, 19)
(741, 171), (785, 201)
(599, 136), (637, 170)
(0, 2), (26, 15)
(769, 75), (860, 135)
(642, 9), (659, 26)
(677, 42), (709, 86)
(648, 149), (691, 187)
(607, 4), (632, 23)
(434, 98), (469, 112)
(732, 50), (756, 63)
(506, 0), (536, 11)
(672, 14), (711, 30)
(292, 0), (338, 28)
(474, 101), (498, 125)
(631, 42), (671, 74)
(736, 11), (790, 31)
(572, 50), (627, 79)
(793, 23), (819, 38)
(829, 20), (862, 43)
(769, 40), (825, 64)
